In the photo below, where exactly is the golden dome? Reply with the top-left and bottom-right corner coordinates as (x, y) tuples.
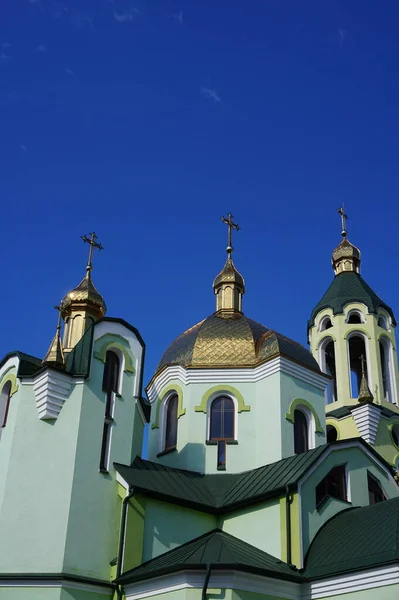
(156, 311), (320, 373)
(60, 272), (106, 318)
(332, 237), (361, 275)
(213, 257), (245, 291)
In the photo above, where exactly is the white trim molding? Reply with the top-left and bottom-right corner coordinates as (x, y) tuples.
(124, 565), (399, 600)
(147, 357), (329, 404)
(351, 403), (381, 444)
(30, 371), (75, 420)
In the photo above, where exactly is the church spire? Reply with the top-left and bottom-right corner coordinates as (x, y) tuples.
(332, 206), (361, 275)
(213, 213), (245, 312)
(42, 306), (65, 369)
(60, 232), (106, 354)
(358, 355), (374, 404)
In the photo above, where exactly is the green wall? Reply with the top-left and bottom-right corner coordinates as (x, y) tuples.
(142, 498), (217, 561)
(219, 499), (281, 559)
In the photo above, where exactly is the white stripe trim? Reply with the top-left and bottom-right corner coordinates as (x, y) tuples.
(147, 358), (328, 402)
(124, 564), (399, 600)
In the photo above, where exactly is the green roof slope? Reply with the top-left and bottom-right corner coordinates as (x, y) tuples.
(116, 529), (302, 584)
(308, 272), (396, 329)
(115, 445), (326, 513)
(305, 497), (399, 579)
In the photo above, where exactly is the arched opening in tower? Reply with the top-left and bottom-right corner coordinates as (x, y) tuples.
(348, 335), (368, 398)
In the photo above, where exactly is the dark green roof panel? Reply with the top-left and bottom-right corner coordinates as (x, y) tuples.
(117, 529), (302, 585)
(308, 272), (396, 329)
(305, 497), (399, 579)
(115, 445), (326, 513)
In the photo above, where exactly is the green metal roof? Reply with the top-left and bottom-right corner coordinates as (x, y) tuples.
(0, 351), (42, 378)
(115, 445), (327, 513)
(116, 529), (302, 585)
(305, 497), (399, 579)
(308, 272), (396, 329)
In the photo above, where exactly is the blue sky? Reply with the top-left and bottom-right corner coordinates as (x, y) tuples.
(1, 0), (399, 383)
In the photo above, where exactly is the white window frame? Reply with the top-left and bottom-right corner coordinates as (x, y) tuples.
(318, 315), (333, 332)
(345, 309), (366, 324)
(206, 393), (238, 442)
(159, 391), (179, 454)
(318, 336), (337, 404)
(294, 405), (316, 451)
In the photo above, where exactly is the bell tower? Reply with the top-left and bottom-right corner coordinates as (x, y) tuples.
(308, 208), (399, 464)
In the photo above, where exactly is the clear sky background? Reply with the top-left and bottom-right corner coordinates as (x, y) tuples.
(1, 0), (399, 384)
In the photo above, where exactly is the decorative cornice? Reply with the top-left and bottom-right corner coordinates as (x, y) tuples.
(31, 370), (75, 420)
(124, 565), (399, 600)
(147, 357), (328, 404)
(351, 403), (381, 444)
(0, 575), (114, 595)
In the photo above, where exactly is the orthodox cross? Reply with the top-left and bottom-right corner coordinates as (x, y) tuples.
(221, 213), (240, 255)
(54, 305), (62, 331)
(81, 232), (103, 273)
(337, 206), (348, 238)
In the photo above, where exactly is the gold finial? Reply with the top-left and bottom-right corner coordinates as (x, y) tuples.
(43, 305), (65, 369)
(337, 206), (348, 238)
(221, 213), (240, 255)
(358, 354), (373, 403)
(81, 232), (103, 275)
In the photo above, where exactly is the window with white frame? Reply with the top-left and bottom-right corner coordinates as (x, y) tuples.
(378, 315), (389, 330)
(293, 407), (314, 454)
(346, 310), (365, 324)
(319, 316), (333, 332)
(163, 394), (178, 452)
(0, 381), (12, 428)
(209, 396), (235, 441)
(100, 350), (120, 472)
(315, 464), (348, 509)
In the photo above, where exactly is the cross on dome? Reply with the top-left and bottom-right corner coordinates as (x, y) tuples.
(221, 213), (240, 255)
(81, 232), (104, 274)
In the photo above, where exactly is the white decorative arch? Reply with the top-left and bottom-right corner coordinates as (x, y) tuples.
(345, 309), (366, 324)
(378, 335), (397, 405)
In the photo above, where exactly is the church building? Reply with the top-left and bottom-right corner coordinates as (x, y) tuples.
(0, 213), (398, 600)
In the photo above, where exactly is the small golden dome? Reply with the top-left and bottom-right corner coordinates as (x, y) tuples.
(332, 237), (361, 275)
(213, 257), (245, 291)
(156, 311), (320, 374)
(60, 272), (106, 318)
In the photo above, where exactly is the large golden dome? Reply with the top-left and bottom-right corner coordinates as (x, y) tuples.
(157, 311), (320, 373)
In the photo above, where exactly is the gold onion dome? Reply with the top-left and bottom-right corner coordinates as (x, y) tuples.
(213, 257), (245, 291)
(60, 271), (107, 318)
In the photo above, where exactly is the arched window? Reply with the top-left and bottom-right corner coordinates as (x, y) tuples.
(100, 350), (121, 472)
(294, 408), (308, 454)
(209, 396), (235, 441)
(348, 335), (368, 398)
(378, 315), (388, 330)
(346, 310), (364, 324)
(319, 317), (333, 332)
(164, 394), (178, 451)
(326, 424), (338, 443)
(0, 381), (12, 428)
(379, 337), (395, 404)
(319, 338), (337, 404)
